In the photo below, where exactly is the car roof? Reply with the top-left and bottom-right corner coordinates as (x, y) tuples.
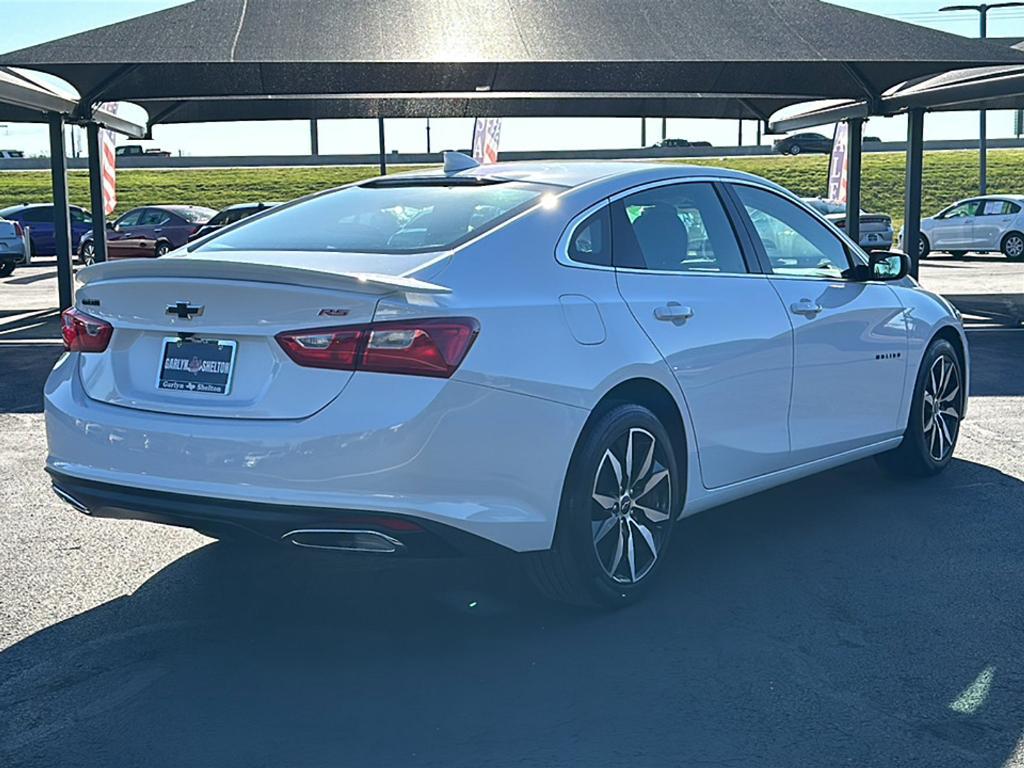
(386, 160), (780, 192)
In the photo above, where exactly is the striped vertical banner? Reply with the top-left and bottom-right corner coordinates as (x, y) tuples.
(98, 102), (118, 215)
(471, 117), (501, 164)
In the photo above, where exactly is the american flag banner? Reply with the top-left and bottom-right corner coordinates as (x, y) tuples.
(99, 102), (118, 215)
(472, 118), (501, 164)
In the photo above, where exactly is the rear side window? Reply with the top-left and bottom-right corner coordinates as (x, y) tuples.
(20, 207), (51, 223)
(612, 182), (748, 274)
(567, 208), (612, 267)
(196, 181), (551, 255)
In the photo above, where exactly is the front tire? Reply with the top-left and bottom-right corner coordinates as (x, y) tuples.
(0, 262), (14, 277)
(1002, 231), (1024, 261)
(949, 251), (967, 259)
(525, 404), (681, 608)
(918, 234), (931, 260)
(788, 145), (802, 156)
(876, 338), (963, 477)
(155, 242), (171, 257)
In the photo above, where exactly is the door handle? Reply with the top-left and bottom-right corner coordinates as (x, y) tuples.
(790, 299), (824, 318)
(654, 302), (694, 323)
(153, 228), (162, 233)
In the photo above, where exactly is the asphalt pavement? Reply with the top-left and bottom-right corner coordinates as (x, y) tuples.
(1, 257), (1023, 767)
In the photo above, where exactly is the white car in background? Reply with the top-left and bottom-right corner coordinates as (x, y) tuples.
(911, 195), (1024, 260)
(0, 217), (30, 276)
(46, 157), (968, 607)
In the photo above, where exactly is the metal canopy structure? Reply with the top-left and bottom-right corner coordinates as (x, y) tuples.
(2, 0), (1021, 109)
(0, 67), (145, 310)
(769, 41), (1024, 281)
(3, 0), (1022, 300)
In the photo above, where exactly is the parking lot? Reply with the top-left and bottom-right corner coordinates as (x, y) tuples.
(1, 257), (1022, 767)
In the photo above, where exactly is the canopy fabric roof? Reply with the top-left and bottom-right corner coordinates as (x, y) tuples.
(770, 42), (1024, 132)
(2, 0), (1021, 121)
(0, 67), (145, 135)
(135, 93), (803, 125)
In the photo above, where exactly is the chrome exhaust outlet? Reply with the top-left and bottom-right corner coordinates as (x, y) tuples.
(281, 529), (405, 553)
(53, 486), (90, 514)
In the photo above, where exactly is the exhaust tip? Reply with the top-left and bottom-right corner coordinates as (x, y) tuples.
(281, 529), (405, 554)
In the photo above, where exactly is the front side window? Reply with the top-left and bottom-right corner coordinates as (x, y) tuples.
(196, 181), (553, 255)
(612, 182), (748, 274)
(733, 185), (853, 279)
(116, 209), (144, 228)
(942, 201), (980, 219)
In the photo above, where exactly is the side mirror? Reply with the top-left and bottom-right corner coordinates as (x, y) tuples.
(868, 250), (910, 281)
(105, 220), (116, 230)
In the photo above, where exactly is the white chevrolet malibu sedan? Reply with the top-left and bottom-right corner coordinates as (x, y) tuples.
(46, 157), (968, 607)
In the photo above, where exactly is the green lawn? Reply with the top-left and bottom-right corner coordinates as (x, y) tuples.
(2, 149), (1023, 230)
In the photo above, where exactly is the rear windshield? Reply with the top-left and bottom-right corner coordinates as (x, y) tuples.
(195, 181), (552, 254)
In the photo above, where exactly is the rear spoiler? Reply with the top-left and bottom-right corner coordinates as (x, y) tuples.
(77, 254), (451, 295)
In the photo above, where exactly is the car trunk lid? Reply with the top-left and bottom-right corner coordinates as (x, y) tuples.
(74, 250), (449, 420)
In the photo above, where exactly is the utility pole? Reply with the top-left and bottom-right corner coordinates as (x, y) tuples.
(426, 118), (431, 154)
(661, 117), (667, 141)
(940, 2), (1024, 194)
(641, 118), (647, 147)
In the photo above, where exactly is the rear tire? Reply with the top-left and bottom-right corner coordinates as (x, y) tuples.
(155, 242), (171, 257)
(0, 262), (15, 277)
(525, 404), (681, 608)
(949, 251), (967, 259)
(1002, 232), (1024, 261)
(789, 145), (802, 156)
(876, 338), (963, 477)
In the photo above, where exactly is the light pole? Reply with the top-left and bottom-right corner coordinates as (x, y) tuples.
(426, 118), (431, 154)
(939, 2), (1024, 194)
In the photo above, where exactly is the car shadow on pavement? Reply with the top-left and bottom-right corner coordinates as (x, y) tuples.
(2, 456), (1023, 768)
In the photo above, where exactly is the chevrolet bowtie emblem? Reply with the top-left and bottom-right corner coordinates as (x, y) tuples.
(166, 301), (204, 320)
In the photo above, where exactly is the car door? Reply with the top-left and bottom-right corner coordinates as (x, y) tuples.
(611, 180), (794, 489)
(973, 199), (1017, 250)
(21, 206), (54, 255)
(932, 200), (978, 249)
(69, 207), (92, 249)
(728, 183), (908, 464)
(106, 208), (144, 259)
(132, 208), (165, 255)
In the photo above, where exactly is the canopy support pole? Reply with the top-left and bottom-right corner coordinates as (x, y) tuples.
(48, 112), (74, 311)
(904, 109), (924, 280)
(86, 123), (109, 264)
(377, 117), (387, 175)
(310, 119), (319, 156)
(846, 117), (863, 245)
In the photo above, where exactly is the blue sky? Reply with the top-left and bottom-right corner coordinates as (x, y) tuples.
(2, 0), (1024, 157)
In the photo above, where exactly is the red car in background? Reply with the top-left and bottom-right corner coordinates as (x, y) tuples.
(78, 205), (216, 265)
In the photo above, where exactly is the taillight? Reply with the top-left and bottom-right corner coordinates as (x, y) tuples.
(276, 317), (479, 378)
(61, 307), (113, 352)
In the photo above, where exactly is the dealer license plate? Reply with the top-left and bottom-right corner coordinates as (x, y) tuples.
(158, 337), (237, 395)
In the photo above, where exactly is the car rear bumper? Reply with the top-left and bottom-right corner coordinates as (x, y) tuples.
(45, 352), (587, 552)
(48, 469), (509, 557)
